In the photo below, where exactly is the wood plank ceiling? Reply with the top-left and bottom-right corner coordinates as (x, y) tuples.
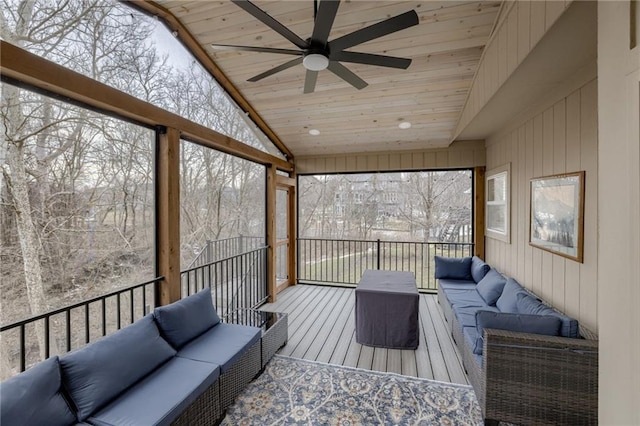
(153, 1), (501, 157)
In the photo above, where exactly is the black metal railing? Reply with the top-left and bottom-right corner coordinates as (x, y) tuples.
(1, 239), (270, 378)
(0, 277), (161, 377)
(187, 235), (264, 269)
(181, 246), (268, 317)
(298, 238), (474, 291)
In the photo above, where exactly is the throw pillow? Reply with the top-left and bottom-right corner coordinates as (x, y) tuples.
(495, 278), (528, 313)
(0, 356), (77, 426)
(516, 292), (580, 338)
(154, 287), (220, 349)
(434, 256), (473, 280)
(470, 256), (491, 283)
(60, 314), (176, 421)
(475, 269), (507, 306)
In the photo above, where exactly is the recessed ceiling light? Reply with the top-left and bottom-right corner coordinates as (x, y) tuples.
(399, 121), (412, 129)
(309, 129), (320, 136)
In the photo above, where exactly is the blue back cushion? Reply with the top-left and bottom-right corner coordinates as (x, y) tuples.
(496, 278), (528, 313)
(154, 287), (220, 349)
(434, 256), (473, 280)
(475, 269), (507, 306)
(60, 314), (176, 421)
(516, 293), (580, 338)
(473, 310), (562, 354)
(0, 356), (76, 426)
(470, 256), (491, 283)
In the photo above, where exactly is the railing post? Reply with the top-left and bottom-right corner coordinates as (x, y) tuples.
(376, 239), (381, 270)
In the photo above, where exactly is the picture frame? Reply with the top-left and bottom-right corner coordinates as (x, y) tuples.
(485, 163), (510, 243)
(529, 171), (585, 262)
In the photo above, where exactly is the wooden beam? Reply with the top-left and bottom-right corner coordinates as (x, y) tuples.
(0, 41), (293, 172)
(129, 0), (294, 161)
(474, 166), (486, 259)
(266, 166), (277, 302)
(157, 127), (181, 306)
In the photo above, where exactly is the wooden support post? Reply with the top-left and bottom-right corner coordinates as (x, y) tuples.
(266, 166), (277, 302)
(287, 173), (297, 286)
(156, 127), (181, 306)
(474, 166), (486, 260)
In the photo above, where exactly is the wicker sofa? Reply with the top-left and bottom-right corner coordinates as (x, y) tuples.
(435, 256), (598, 425)
(0, 287), (263, 426)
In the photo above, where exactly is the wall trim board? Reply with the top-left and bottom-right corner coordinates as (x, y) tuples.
(296, 140), (486, 174)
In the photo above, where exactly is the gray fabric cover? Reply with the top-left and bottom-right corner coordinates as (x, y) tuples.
(60, 314), (176, 421)
(88, 357), (220, 426)
(473, 310), (562, 354)
(355, 270), (419, 349)
(495, 277), (529, 313)
(516, 293), (579, 338)
(154, 287), (220, 349)
(176, 323), (261, 372)
(475, 269), (507, 306)
(462, 327), (483, 366)
(470, 256), (491, 283)
(434, 256), (473, 280)
(0, 356), (77, 426)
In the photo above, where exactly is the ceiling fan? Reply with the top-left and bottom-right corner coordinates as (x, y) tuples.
(211, 0), (419, 94)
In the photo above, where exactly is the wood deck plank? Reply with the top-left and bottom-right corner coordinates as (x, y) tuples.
(261, 285), (467, 384)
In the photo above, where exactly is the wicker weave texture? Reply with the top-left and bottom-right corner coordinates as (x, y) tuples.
(219, 340), (262, 411)
(261, 314), (288, 367)
(437, 287), (599, 425)
(483, 328), (598, 425)
(171, 380), (220, 426)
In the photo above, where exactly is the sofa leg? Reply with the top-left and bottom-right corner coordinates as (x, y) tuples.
(484, 419), (499, 426)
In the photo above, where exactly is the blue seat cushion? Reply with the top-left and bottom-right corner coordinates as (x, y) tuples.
(154, 287), (221, 349)
(470, 256), (491, 283)
(88, 357), (220, 426)
(60, 314), (176, 421)
(0, 356), (76, 426)
(454, 305), (499, 328)
(516, 293), (579, 338)
(473, 309), (562, 355)
(443, 288), (487, 309)
(434, 256), (473, 280)
(475, 269), (507, 306)
(176, 323), (261, 373)
(495, 278), (529, 313)
(438, 279), (477, 290)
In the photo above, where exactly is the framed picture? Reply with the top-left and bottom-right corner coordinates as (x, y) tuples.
(529, 171), (585, 262)
(486, 163), (510, 243)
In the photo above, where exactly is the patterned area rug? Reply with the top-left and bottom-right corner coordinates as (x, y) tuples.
(222, 355), (482, 425)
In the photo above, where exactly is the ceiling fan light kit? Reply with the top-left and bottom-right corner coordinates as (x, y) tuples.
(212, 0), (419, 94)
(303, 53), (329, 71)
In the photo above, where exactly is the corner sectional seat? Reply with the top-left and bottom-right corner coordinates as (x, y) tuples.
(0, 287), (262, 426)
(435, 255), (599, 425)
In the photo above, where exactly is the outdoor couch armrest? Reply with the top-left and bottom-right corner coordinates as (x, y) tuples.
(482, 328), (598, 426)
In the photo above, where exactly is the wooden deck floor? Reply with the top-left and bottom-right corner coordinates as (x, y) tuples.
(261, 284), (469, 385)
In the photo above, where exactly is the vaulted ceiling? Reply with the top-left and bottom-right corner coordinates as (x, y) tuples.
(152, 1), (502, 157)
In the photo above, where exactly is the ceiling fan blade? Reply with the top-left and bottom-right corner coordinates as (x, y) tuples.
(329, 10), (419, 52)
(247, 57), (303, 82)
(232, 0), (308, 50)
(311, 0), (340, 46)
(211, 44), (303, 56)
(327, 61), (368, 90)
(332, 51), (412, 69)
(303, 70), (319, 94)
